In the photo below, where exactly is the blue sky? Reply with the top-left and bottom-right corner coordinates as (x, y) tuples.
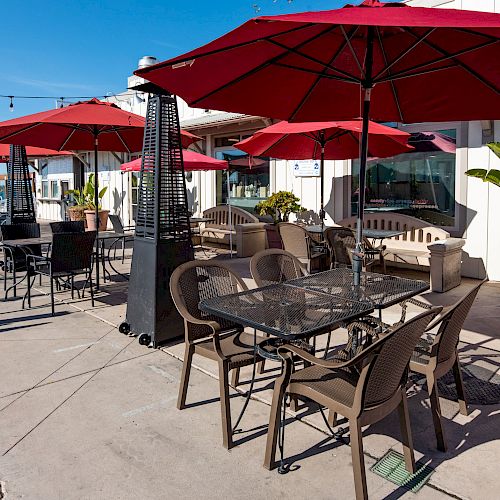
(0, 0), (377, 122)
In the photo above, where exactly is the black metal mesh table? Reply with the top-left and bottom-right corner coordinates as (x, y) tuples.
(200, 283), (374, 339)
(287, 268), (429, 310)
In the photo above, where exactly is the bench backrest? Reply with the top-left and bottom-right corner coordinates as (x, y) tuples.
(203, 205), (259, 229)
(338, 212), (449, 244)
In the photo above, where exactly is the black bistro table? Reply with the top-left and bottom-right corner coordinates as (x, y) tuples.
(1, 231), (128, 299)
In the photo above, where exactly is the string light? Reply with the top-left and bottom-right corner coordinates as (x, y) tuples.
(0, 91), (138, 113)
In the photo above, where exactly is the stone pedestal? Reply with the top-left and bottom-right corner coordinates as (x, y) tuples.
(236, 223), (267, 257)
(428, 238), (465, 292)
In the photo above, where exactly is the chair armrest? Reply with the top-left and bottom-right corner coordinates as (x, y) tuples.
(181, 308), (221, 333)
(277, 343), (374, 371)
(27, 254), (50, 262)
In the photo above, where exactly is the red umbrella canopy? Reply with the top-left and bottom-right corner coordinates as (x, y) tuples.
(234, 120), (413, 159)
(136, 1), (500, 123)
(121, 150), (227, 172)
(0, 98), (199, 152)
(0, 145), (72, 162)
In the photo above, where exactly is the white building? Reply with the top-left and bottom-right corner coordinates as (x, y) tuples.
(36, 0), (500, 280)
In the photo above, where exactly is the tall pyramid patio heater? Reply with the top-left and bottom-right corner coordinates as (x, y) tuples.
(6, 145), (36, 224)
(119, 89), (194, 347)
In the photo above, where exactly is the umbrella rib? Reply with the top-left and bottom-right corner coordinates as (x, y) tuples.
(373, 28), (436, 82)
(273, 62), (360, 83)
(147, 23), (316, 71)
(340, 25), (365, 81)
(375, 27), (404, 123)
(375, 37), (499, 86)
(266, 36), (361, 84)
(191, 24), (336, 106)
(59, 128), (78, 150)
(289, 26), (360, 121)
(0, 122), (42, 142)
(392, 28), (499, 94)
(114, 129), (131, 154)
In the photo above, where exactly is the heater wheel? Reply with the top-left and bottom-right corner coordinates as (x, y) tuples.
(119, 322), (130, 335)
(138, 333), (151, 346)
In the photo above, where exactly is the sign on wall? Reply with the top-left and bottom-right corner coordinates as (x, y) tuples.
(292, 159), (321, 177)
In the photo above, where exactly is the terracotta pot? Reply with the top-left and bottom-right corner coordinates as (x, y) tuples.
(84, 209), (109, 231)
(264, 223), (283, 249)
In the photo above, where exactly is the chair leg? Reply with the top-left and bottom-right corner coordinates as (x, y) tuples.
(71, 275), (75, 300)
(231, 368), (240, 388)
(122, 239), (126, 263)
(218, 361), (233, 450)
(398, 389), (416, 474)
(177, 344), (194, 410)
(13, 266), (16, 297)
(263, 379), (288, 470)
(428, 374), (447, 452)
(88, 271), (95, 308)
(50, 277), (55, 316)
(349, 418), (368, 500)
(452, 357), (468, 416)
(328, 410), (337, 428)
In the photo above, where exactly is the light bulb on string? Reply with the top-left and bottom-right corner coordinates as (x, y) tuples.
(9, 96), (14, 112)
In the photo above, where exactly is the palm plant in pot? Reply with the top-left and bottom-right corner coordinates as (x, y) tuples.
(65, 185), (90, 224)
(255, 191), (306, 248)
(83, 174), (109, 231)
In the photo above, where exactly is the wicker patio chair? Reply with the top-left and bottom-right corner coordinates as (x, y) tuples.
(277, 222), (325, 273)
(1, 222), (41, 295)
(50, 221), (85, 233)
(324, 226), (385, 273)
(170, 260), (266, 449)
(409, 279), (487, 451)
(25, 231), (96, 316)
(250, 248), (307, 287)
(109, 214), (134, 263)
(264, 307), (442, 500)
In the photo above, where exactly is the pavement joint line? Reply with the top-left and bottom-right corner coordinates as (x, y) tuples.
(2, 337), (136, 456)
(0, 350), (158, 400)
(0, 324), (116, 413)
(158, 348), (465, 499)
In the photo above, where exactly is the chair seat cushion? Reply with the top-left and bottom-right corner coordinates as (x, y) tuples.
(196, 330), (266, 368)
(289, 364), (359, 408)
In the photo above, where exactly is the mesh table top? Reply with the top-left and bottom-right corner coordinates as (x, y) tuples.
(199, 283), (374, 339)
(1, 231), (124, 247)
(287, 268), (429, 309)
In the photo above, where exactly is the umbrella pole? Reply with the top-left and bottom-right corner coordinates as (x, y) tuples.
(353, 27), (374, 286)
(320, 136), (325, 233)
(94, 133), (100, 289)
(227, 169), (233, 258)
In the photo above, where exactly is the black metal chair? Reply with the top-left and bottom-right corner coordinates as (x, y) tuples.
(1, 222), (41, 296)
(50, 221), (85, 233)
(26, 231), (96, 316)
(109, 214), (134, 263)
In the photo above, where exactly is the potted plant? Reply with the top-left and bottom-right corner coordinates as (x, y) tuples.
(65, 186), (90, 224)
(83, 174), (109, 231)
(255, 191), (307, 249)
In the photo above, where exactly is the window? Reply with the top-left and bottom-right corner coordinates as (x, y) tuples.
(352, 129), (457, 227)
(61, 180), (69, 198)
(42, 180), (49, 198)
(214, 132), (271, 212)
(50, 180), (60, 199)
(130, 172), (140, 222)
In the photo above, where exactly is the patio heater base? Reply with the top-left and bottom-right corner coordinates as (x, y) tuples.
(121, 238), (191, 347)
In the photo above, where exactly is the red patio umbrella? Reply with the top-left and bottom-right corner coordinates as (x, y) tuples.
(136, 0), (500, 284)
(0, 145), (72, 162)
(120, 149), (227, 172)
(235, 119), (412, 226)
(0, 98), (200, 287)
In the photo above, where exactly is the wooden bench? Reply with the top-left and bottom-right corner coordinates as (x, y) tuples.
(201, 206), (259, 249)
(338, 213), (451, 269)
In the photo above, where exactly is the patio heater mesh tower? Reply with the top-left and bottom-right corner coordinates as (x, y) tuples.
(6, 145), (36, 224)
(120, 92), (194, 347)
